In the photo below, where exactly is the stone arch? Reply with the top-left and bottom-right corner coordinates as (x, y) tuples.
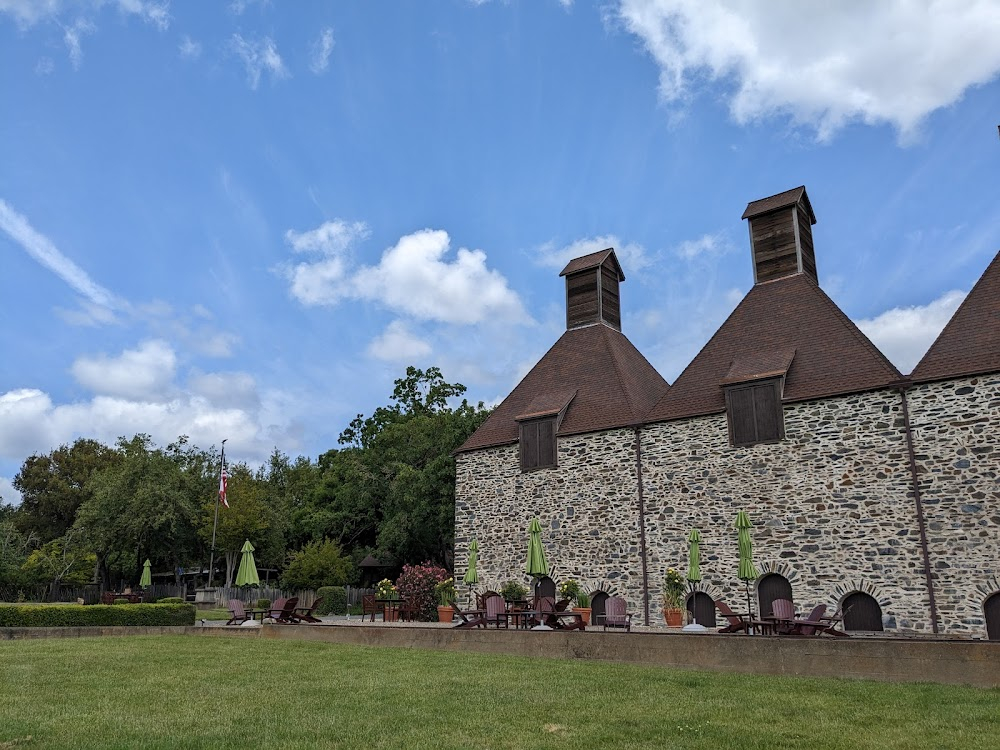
(756, 572), (793, 619)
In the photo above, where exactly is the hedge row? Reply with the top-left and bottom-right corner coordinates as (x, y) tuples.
(315, 586), (347, 616)
(0, 603), (197, 628)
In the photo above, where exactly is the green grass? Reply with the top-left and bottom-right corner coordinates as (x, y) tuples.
(1, 636), (998, 749)
(198, 607), (235, 621)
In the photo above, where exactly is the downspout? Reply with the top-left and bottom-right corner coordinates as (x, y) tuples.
(634, 426), (650, 626)
(899, 385), (939, 634)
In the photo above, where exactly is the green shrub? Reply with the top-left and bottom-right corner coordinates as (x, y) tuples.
(157, 597), (185, 605)
(113, 598), (129, 605)
(315, 586), (346, 616)
(256, 599), (271, 610)
(0, 604), (196, 627)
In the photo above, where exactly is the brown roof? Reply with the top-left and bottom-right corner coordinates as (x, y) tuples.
(910, 250), (1000, 382)
(457, 324), (669, 453)
(742, 185), (816, 224)
(644, 274), (902, 423)
(720, 348), (797, 385)
(515, 390), (577, 421)
(559, 248), (625, 280)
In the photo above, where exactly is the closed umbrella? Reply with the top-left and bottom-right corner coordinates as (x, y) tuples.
(684, 529), (706, 630)
(235, 540), (260, 605)
(736, 511), (759, 618)
(463, 538), (479, 605)
(525, 518), (550, 629)
(139, 559), (152, 588)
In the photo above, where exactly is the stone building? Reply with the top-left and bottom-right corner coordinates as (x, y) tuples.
(454, 186), (1000, 638)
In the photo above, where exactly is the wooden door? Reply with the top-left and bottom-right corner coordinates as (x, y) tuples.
(985, 592), (1000, 641)
(842, 592), (884, 631)
(686, 591), (716, 627)
(757, 574), (793, 618)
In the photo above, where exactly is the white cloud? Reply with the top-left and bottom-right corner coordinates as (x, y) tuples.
(230, 33), (288, 89)
(367, 321), (432, 363)
(229, 0), (268, 14)
(187, 371), (261, 411)
(71, 339), (177, 401)
(63, 18), (94, 70)
(855, 290), (966, 374)
(35, 56), (55, 75)
(0, 198), (121, 311)
(284, 222), (528, 325)
(114, 0), (169, 30)
(178, 35), (201, 60)
(310, 27), (335, 74)
(0, 0), (62, 26)
(616, 0), (1000, 140)
(55, 300), (120, 326)
(675, 232), (733, 260)
(352, 229), (529, 325)
(536, 234), (651, 275)
(1, 0), (169, 29)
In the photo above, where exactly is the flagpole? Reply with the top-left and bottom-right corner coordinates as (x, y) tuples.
(208, 439), (226, 589)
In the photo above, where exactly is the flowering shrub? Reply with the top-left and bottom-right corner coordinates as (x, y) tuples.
(499, 580), (528, 601)
(662, 567), (686, 609)
(435, 577), (456, 606)
(376, 578), (397, 600)
(395, 562), (449, 621)
(558, 578), (581, 603)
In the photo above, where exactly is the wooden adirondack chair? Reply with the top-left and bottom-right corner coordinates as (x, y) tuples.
(715, 599), (750, 634)
(362, 594), (381, 622)
(483, 594), (508, 628)
(450, 600), (487, 629)
(291, 597), (324, 624)
(266, 597), (298, 623)
(226, 599), (250, 625)
(600, 596), (633, 632)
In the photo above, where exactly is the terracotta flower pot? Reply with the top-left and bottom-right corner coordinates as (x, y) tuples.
(437, 605), (454, 623)
(663, 607), (683, 627)
(573, 607), (591, 626)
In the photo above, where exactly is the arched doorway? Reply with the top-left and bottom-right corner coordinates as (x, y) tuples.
(842, 592), (884, 632)
(757, 573), (793, 618)
(686, 591), (716, 627)
(590, 591), (609, 628)
(985, 592), (1000, 641)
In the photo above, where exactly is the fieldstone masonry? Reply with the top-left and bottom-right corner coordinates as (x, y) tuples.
(908, 375), (1000, 635)
(456, 381), (1000, 636)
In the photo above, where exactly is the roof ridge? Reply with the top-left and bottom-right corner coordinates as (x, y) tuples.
(603, 325), (638, 421)
(808, 277), (902, 381)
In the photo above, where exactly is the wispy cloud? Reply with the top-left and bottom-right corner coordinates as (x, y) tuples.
(674, 232), (734, 260)
(230, 33), (288, 89)
(536, 234), (651, 274)
(62, 18), (95, 70)
(0, 199), (120, 311)
(310, 27), (335, 74)
(178, 35), (201, 60)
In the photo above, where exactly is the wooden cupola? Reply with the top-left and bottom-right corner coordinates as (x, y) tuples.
(742, 186), (818, 285)
(558, 248), (625, 331)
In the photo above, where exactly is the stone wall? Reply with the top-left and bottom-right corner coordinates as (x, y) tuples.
(454, 428), (646, 617)
(640, 389), (933, 631)
(907, 374), (1000, 635)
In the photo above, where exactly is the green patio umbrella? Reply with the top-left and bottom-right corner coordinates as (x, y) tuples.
(463, 538), (479, 606)
(235, 540), (260, 603)
(525, 518), (550, 629)
(139, 559), (152, 588)
(736, 511), (759, 617)
(685, 529), (703, 628)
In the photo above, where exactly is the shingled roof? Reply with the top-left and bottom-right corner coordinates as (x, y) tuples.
(456, 324), (669, 453)
(644, 274), (902, 424)
(742, 185), (816, 223)
(910, 250), (1000, 383)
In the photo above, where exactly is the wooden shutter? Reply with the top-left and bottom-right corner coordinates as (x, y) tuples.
(842, 592), (884, 632)
(986, 593), (1000, 641)
(726, 378), (784, 446)
(520, 422), (538, 470)
(727, 386), (757, 445)
(754, 381), (783, 441)
(519, 418), (556, 471)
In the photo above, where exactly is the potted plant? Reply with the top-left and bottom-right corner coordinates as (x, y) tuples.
(662, 568), (685, 627)
(558, 578), (581, 603)
(435, 577), (456, 622)
(376, 578), (399, 621)
(574, 592), (592, 626)
(499, 580), (528, 603)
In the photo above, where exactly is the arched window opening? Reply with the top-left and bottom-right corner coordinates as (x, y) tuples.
(985, 592), (1000, 641)
(590, 591), (609, 628)
(686, 591), (716, 627)
(841, 592), (884, 632)
(757, 573), (793, 619)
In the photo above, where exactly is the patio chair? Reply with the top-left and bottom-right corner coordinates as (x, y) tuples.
(599, 596), (633, 632)
(226, 599), (250, 625)
(483, 594), (508, 628)
(290, 597), (324, 624)
(266, 597), (299, 623)
(398, 598), (419, 622)
(769, 598), (797, 634)
(476, 591), (501, 609)
(793, 605), (849, 637)
(715, 599), (750, 634)
(450, 600), (487, 629)
(362, 594), (381, 622)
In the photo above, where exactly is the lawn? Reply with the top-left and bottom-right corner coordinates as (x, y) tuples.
(1, 636), (998, 749)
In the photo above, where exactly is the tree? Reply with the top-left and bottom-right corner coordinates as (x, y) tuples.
(20, 529), (94, 589)
(0, 511), (35, 587)
(280, 539), (351, 590)
(13, 439), (121, 543)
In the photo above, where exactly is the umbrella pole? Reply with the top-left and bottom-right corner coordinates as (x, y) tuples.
(689, 581), (697, 626)
(745, 581), (753, 621)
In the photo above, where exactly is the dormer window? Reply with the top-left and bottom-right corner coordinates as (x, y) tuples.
(720, 349), (794, 447)
(515, 389), (576, 472)
(519, 417), (557, 471)
(724, 378), (784, 446)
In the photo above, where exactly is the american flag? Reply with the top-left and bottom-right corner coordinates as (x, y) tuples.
(219, 462), (229, 508)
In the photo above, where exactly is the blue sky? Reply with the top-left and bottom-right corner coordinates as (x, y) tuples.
(2, 0), (999, 504)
